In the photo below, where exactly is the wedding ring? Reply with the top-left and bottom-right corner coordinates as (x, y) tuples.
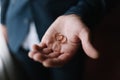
(55, 33), (67, 43)
(52, 42), (61, 52)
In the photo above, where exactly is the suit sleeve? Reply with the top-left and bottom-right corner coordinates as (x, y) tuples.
(65, 0), (106, 27)
(1, 0), (10, 25)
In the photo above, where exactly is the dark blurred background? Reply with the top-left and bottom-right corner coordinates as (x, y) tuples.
(83, 2), (120, 80)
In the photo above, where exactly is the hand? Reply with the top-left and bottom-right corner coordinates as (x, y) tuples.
(0, 24), (8, 42)
(28, 14), (99, 67)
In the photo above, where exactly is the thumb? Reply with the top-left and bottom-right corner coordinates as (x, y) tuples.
(79, 28), (99, 59)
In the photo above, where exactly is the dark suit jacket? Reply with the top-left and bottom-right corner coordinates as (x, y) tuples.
(1, 0), (105, 53)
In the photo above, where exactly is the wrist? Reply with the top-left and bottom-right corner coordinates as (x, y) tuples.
(59, 14), (81, 20)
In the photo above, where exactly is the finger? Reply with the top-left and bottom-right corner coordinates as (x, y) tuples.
(79, 28), (99, 59)
(47, 52), (61, 58)
(42, 58), (62, 67)
(32, 44), (43, 51)
(42, 48), (53, 54)
(42, 53), (72, 67)
(32, 43), (52, 54)
(32, 51), (61, 64)
(38, 42), (47, 48)
(32, 52), (47, 62)
(29, 44), (45, 59)
(28, 50), (37, 59)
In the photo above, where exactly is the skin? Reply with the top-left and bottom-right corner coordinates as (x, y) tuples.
(28, 14), (99, 67)
(0, 24), (8, 42)
(1, 14), (99, 68)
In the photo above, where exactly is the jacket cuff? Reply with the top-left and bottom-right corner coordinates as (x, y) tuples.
(64, 0), (106, 27)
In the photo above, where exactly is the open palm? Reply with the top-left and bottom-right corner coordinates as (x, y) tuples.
(29, 14), (99, 67)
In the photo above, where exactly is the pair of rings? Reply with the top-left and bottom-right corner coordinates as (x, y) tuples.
(52, 33), (67, 52)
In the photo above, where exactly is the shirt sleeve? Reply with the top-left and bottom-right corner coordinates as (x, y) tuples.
(1, 0), (10, 25)
(65, 0), (106, 27)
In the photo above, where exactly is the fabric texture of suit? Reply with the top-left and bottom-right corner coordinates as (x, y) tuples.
(1, 0), (105, 53)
